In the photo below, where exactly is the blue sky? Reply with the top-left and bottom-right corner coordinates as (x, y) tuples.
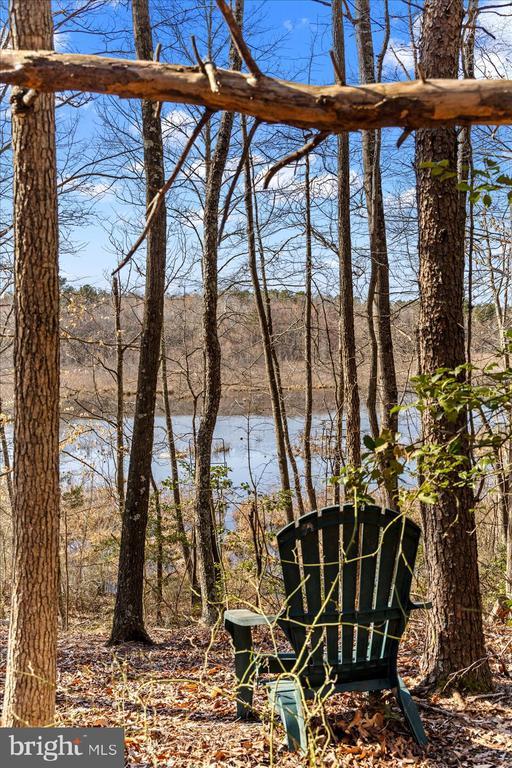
(39, 0), (409, 289)
(1, 1), (511, 293)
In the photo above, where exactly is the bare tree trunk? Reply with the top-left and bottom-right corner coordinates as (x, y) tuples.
(194, 0), (244, 625)
(2, 0), (60, 727)
(332, 0), (361, 472)
(109, 0), (166, 645)
(251, 162), (305, 516)
(415, 0), (492, 691)
(150, 474), (163, 626)
(243, 119), (293, 522)
(354, 0), (398, 506)
(0, 396), (13, 508)
(161, 336), (193, 585)
(112, 275), (125, 516)
(303, 153), (317, 510)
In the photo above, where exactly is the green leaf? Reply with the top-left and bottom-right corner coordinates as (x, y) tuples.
(363, 434), (376, 451)
(418, 490), (437, 505)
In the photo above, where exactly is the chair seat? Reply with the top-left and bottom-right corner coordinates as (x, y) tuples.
(260, 652), (391, 688)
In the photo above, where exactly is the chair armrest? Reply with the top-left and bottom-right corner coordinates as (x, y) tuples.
(408, 599), (432, 610)
(224, 609), (278, 627)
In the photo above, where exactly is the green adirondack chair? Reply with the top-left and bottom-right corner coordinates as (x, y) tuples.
(224, 504), (431, 752)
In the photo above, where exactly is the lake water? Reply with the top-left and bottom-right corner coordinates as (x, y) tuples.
(4, 410), (419, 497)
(59, 414), (350, 497)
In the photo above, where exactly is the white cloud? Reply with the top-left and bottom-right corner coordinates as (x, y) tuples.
(474, 3), (512, 78)
(382, 2), (512, 80)
(283, 17), (310, 34)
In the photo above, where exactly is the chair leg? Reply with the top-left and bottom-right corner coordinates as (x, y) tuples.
(225, 620), (257, 719)
(267, 678), (307, 752)
(395, 675), (428, 746)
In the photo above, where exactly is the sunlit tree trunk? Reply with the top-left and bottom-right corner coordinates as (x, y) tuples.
(161, 336), (193, 586)
(109, 0), (166, 645)
(0, 396), (13, 508)
(354, 0), (398, 506)
(3, 0), (60, 727)
(112, 275), (125, 516)
(251, 163), (305, 516)
(303, 153), (317, 511)
(332, 0), (360, 475)
(194, 0), (244, 624)
(415, 0), (492, 691)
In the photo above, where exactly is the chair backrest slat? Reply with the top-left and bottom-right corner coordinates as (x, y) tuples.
(279, 531), (307, 652)
(321, 507), (342, 666)
(299, 512), (324, 665)
(341, 505), (359, 664)
(382, 519), (420, 659)
(277, 504), (421, 674)
(355, 506), (381, 662)
(369, 511), (402, 660)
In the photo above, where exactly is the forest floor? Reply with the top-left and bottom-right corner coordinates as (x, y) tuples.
(0, 618), (511, 768)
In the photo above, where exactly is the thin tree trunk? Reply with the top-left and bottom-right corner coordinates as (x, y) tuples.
(303, 153), (317, 510)
(112, 275), (125, 516)
(109, 0), (166, 645)
(251, 159), (305, 516)
(150, 474), (163, 625)
(0, 397), (13, 508)
(3, 0), (60, 727)
(161, 336), (193, 585)
(354, 0), (398, 506)
(332, 0), (361, 473)
(243, 118), (293, 523)
(415, 0), (492, 691)
(194, 0), (244, 625)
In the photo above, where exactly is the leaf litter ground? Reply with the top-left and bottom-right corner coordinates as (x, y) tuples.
(0, 616), (510, 767)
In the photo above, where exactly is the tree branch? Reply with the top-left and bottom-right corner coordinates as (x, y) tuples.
(112, 109), (213, 275)
(263, 131), (330, 190)
(215, 0), (262, 83)
(1, 50), (512, 130)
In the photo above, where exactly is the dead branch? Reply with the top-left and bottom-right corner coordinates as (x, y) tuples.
(215, 0), (262, 83)
(329, 50), (344, 85)
(203, 60), (219, 93)
(263, 131), (330, 190)
(112, 109), (213, 275)
(1, 50), (512, 131)
(218, 117), (260, 244)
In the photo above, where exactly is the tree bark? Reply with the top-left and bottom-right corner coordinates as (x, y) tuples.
(354, 0), (398, 506)
(303, 153), (317, 511)
(108, 0), (166, 645)
(243, 119), (294, 523)
(2, 0), (60, 727)
(332, 1), (361, 471)
(194, 0), (244, 625)
(112, 275), (125, 516)
(2, 51), (512, 131)
(415, 0), (492, 691)
(161, 336), (193, 586)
